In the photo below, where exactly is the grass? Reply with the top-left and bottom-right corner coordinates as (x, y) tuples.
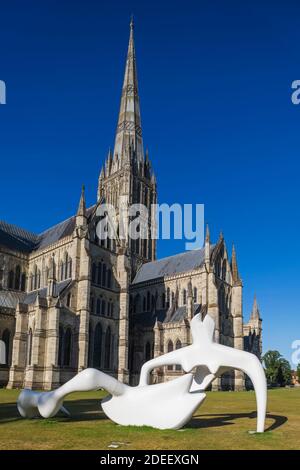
(0, 387), (299, 450)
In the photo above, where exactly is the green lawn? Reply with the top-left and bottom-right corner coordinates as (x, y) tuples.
(0, 387), (299, 450)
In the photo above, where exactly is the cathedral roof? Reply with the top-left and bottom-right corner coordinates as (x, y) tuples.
(0, 279), (72, 309)
(0, 206), (95, 253)
(133, 303), (201, 327)
(132, 246), (215, 284)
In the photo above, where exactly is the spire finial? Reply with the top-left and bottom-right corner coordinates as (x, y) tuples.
(205, 224), (210, 243)
(77, 184), (86, 217)
(130, 14), (134, 30)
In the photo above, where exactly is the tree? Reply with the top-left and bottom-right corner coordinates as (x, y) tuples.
(297, 363), (300, 383)
(262, 350), (292, 386)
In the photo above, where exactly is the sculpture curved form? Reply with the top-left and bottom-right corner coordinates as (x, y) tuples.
(0, 339), (5, 364)
(17, 314), (267, 432)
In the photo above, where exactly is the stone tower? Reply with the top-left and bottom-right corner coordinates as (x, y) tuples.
(97, 19), (157, 277)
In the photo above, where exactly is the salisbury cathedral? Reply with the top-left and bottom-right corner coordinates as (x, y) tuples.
(0, 21), (262, 391)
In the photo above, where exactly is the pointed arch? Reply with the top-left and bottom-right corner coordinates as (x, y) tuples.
(93, 323), (102, 368)
(104, 327), (111, 369)
(63, 328), (72, 366)
(27, 329), (33, 366)
(2, 329), (10, 365)
(167, 340), (174, 371)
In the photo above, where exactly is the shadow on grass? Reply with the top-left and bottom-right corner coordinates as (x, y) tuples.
(188, 412), (287, 432)
(0, 399), (107, 425)
(0, 399), (287, 432)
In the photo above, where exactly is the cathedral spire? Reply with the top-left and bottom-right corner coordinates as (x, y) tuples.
(231, 244), (241, 285)
(251, 294), (260, 321)
(113, 18), (144, 163)
(77, 184), (86, 217)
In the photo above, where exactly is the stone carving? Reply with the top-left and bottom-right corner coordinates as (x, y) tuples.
(17, 314), (267, 432)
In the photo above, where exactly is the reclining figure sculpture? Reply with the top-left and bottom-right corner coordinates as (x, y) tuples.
(17, 313), (267, 432)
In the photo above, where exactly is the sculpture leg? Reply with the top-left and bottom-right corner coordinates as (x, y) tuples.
(17, 368), (127, 419)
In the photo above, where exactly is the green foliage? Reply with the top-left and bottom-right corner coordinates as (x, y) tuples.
(262, 350), (292, 386)
(297, 363), (300, 381)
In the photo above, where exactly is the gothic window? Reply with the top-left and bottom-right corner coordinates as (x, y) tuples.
(162, 292), (166, 309)
(8, 270), (14, 289)
(193, 287), (198, 303)
(102, 299), (106, 316)
(92, 263), (97, 284)
(93, 323), (102, 368)
(104, 327), (111, 369)
(63, 328), (72, 366)
(102, 264), (107, 287)
(111, 303), (114, 317)
(167, 340), (174, 371)
(222, 259), (227, 281)
(90, 296), (94, 314)
(27, 329), (33, 366)
(175, 340), (182, 371)
(143, 240), (147, 258)
(171, 291), (175, 306)
(107, 269), (112, 288)
(60, 262), (64, 282)
(182, 289), (187, 305)
(14, 265), (21, 290)
(66, 292), (71, 307)
(96, 298), (101, 315)
(97, 262), (102, 285)
(67, 257), (72, 278)
(166, 288), (170, 309)
(58, 326), (64, 366)
(21, 273), (26, 291)
(143, 296), (146, 312)
(215, 259), (221, 278)
(145, 341), (151, 362)
(88, 323), (93, 367)
(107, 302), (111, 317)
(2, 329), (10, 365)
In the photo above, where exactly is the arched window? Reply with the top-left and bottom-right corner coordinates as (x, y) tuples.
(27, 329), (33, 366)
(2, 329), (10, 365)
(63, 328), (72, 366)
(67, 256), (72, 279)
(222, 259), (227, 281)
(90, 296), (94, 314)
(14, 265), (21, 290)
(143, 296), (146, 312)
(88, 323), (93, 367)
(60, 261), (64, 282)
(162, 292), (166, 309)
(21, 273), (26, 291)
(107, 269), (112, 288)
(8, 270), (14, 289)
(91, 263), (97, 284)
(166, 288), (170, 308)
(58, 326), (64, 366)
(146, 291), (150, 311)
(193, 287), (197, 303)
(167, 340), (173, 371)
(102, 264), (107, 287)
(96, 298), (101, 315)
(93, 323), (102, 368)
(145, 341), (151, 362)
(111, 303), (114, 317)
(182, 289), (187, 305)
(175, 340), (182, 371)
(97, 262), (102, 285)
(104, 327), (111, 369)
(101, 299), (106, 316)
(171, 291), (175, 306)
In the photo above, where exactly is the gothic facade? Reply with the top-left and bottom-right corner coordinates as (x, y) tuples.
(0, 21), (262, 391)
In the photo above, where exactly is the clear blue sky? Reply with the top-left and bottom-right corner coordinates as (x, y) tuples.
(0, 1), (299, 364)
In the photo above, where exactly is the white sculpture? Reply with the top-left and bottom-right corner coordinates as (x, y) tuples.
(0, 339), (5, 364)
(17, 314), (267, 432)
